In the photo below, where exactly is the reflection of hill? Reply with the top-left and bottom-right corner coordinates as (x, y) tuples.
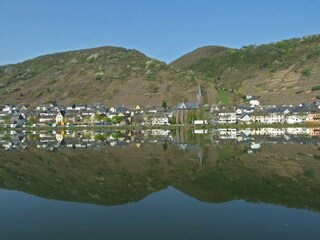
(174, 144), (320, 211)
(0, 144), (198, 206)
(1, 143), (320, 211)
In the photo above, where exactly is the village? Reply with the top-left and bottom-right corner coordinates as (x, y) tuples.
(0, 85), (319, 128)
(0, 96), (320, 128)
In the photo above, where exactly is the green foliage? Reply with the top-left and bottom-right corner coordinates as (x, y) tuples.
(32, 90), (43, 99)
(111, 131), (122, 139)
(311, 85), (320, 91)
(82, 116), (91, 123)
(147, 83), (159, 93)
(216, 89), (231, 105)
(161, 99), (168, 110)
(162, 140), (168, 151)
(304, 169), (314, 178)
(218, 145), (234, 161)
(94, 114), (103, 121)
(176, 35), (320, 94)
(95, 71), (104, 80)
(28, 116), (39, 125)
(48, 78), (56, 85)
(111, 116), (123, 124)
(186, 110), (197, 124)
(301, 68), (311, 77)
(1, 115), (10, 124)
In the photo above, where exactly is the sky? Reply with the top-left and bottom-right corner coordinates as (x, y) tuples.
(0, 0), (319, 65)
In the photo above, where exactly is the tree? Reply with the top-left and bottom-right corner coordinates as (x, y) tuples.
(161, 99), (168, 111)
(1, 115), (10, 125)
(28, 116), (39, 125)
(186, 110), (197, 124)
(111, 116), (123, 124)
(83, 116), (91, 124)
(94, 114), (103, 122)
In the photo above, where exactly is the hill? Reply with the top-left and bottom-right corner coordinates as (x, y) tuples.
(171, 45), (229, 69)
(171, 35), (320, 105)
(0, 46), (214, 107)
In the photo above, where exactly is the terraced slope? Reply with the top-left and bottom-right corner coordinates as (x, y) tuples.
(0, 46), (212, 106)
(171, 35), (320, 104)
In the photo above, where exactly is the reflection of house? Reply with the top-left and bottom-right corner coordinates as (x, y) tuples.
(308, 113), (320, 123)
(308, 128), (320, 136)
(286, 127), (308, 135)
(176, 143), (199, 151)
(251, 142), (261, 149)
(55, 133), (64, 143)
(218, 128), (237, 139)
(217, 111), (236, 124)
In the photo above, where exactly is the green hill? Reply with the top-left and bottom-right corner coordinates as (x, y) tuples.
(171, 45), (229, 69)
(1, 35), (320, 106)
(171, 35), (320, 105)
(0, 46), (212, 107)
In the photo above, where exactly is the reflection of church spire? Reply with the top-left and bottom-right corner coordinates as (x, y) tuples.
(198, 147), (204, 166)
(197, 84), (203, 106)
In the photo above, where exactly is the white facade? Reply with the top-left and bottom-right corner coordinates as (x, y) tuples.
(151, 117), (169, 126)
(250, 100), (260, 107)
(39, 113), (55, 123)
(285, 115), (303, 124)
(193, 120), (208, 125)
(218, 112), (237, 124)
(55, 113), (64, 124)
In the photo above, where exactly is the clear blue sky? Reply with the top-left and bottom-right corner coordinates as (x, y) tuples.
(0, 0), (319, 65)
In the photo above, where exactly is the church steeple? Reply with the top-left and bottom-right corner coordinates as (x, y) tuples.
(197, 84), (203, 106)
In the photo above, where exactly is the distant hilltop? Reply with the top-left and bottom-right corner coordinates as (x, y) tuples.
(0, 34), (319, 106)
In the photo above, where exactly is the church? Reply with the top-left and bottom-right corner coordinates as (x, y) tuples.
(173, 84), (203, 124)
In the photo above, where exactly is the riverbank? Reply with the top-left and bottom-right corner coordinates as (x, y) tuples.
(1, 122), (320, 131)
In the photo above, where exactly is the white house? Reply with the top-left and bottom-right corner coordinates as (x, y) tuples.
(285, 115), (304, 124)
(150, 117), (169, 126)
(55, 111), (66, 125)
(238, 113), (252, 124)
(193, 120), (208, 125)
(217, 112), (237, 124)
(249, 99), (260, 107)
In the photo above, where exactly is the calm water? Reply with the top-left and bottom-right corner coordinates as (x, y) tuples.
(0, 128), (320, 239)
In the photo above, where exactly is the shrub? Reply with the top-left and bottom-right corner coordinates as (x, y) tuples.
(301, 68), (311, 77)
(311, 85), (320, 91)
(95, 71), (104, 80)
(48, 78), (56, 85)
(33, 90), (43, 98)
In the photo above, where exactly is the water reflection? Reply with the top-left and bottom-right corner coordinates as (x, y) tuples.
(0, 128), (319, 211)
